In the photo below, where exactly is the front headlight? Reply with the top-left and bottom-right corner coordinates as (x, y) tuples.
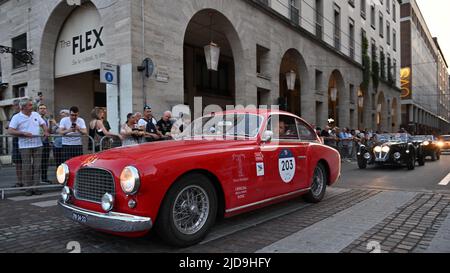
(57, 164), (69, 184)
(374, 146), (382, 153)
(382, 146), (390, 153)
(120, 166), (141, 195)
(437, 141), (444, 148)
(422, 141), (430, 146)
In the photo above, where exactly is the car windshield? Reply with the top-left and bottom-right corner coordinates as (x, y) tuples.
(376, 133), (410, 143)
(412, 135), (434, 141)
(179, 113), (264, 139)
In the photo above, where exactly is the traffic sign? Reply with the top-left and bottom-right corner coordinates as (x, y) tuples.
(100, 63), (118, 85)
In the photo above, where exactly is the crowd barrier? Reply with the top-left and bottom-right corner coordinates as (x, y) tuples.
(0, 134), (95, 199)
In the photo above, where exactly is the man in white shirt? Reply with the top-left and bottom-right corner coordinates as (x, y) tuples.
(8, 99), (49, 196)
(58, 106), (87, 162)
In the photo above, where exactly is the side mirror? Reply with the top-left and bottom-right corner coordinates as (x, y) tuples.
(262, 131), (274, 142)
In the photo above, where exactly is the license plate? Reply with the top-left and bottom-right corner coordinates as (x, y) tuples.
(72, 212), (88, 224)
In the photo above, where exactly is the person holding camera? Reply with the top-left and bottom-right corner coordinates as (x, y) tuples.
(58, 106), (87, 162)
(120, 113), (145, 147)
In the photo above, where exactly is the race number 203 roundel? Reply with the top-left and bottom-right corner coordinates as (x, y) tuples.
(278, 149), (296, 183)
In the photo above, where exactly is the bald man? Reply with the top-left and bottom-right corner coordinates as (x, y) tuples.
(157, 111), (173, 138)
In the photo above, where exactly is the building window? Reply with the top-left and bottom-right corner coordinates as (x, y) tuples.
(257, 45), (270, 77)
(393, 59), (397, 81)
(349, 18), (355, 59)
(393, 1), (396, 22)
(290, 0), (300, 26)
(348, 0), (355, 8)
(334, 4), (341, 51)
(315, 70), (323, 91)
(386, 21), (391, 45)
(371, 39), (377, 57)
(350, 84), (355, 104)
(360, 0), (366, 19)
(12, 34), (27, 69)
(370, 5), (376, 29)
(13, 83), (27, 98)
(386, 0), (390, 13)
(393, 29), (397, 51)
(379, 12), (384, 37)
(315, 0), (323, 39)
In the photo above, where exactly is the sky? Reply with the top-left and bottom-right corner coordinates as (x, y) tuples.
(415, 0), (450, 71)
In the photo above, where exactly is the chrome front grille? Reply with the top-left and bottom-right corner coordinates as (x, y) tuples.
(74, 168), (115, 203)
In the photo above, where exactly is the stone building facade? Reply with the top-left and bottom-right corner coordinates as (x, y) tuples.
(400, 0), (450, 135)
(0, 0), (402, 135)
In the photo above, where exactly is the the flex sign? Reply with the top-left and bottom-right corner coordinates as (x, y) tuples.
(55, 2), (106, 78)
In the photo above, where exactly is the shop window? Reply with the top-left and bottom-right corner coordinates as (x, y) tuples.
(12, 34), (27, 69)
(13, 83), (27, 98)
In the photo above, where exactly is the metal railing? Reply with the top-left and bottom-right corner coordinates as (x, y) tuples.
(0, 134), (95, 200)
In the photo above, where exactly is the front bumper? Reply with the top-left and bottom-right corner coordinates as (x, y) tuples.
(59, 201), (153, 233)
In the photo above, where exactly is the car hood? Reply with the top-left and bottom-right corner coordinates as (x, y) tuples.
(69, 139), (257, 170)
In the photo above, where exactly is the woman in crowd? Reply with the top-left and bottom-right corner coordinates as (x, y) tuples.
(120, 113), (145, 146)
(89, 107), (121, 151)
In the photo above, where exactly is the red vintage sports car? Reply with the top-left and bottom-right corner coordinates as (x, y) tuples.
(58, 110), (341, 246)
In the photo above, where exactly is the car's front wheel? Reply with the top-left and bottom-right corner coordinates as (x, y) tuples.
(357, 157), (367, 169)
(156, 173), (218, 247)
(407, 154), (416, 170)
(304, 163), (327, 203)
(418, 154), (425, 166)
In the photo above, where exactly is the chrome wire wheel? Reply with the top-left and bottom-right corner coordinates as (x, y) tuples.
(172, 185), (210, 235)
(311, 166), (325, 198)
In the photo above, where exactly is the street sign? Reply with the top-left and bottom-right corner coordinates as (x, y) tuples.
(100, 63), (118, 85)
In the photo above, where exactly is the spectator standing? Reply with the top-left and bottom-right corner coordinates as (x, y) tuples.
(8, 99), (49, 196)
(58, 106), (87, 162)
(38, 104), (53, 183)
(120, 113), (144, 146)
(134, 112), (143, 123)
(6, 99), (23, 187)
(338, 128), (353, 162)
(138, 105), (158, 130)
(33, 92), (44, 111)
(89, 107), (121, 151)
(157, 111), (174, 139)
(102, 108), (112, 131)
(139, 105), (161, 142)
(321, 126), (337, 149)
(53, 110), (70, 167)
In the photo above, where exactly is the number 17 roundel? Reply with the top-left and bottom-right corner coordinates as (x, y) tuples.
(279, 149), (296, 183)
